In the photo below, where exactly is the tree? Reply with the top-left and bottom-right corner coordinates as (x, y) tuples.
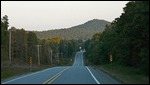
(85, 32), (104, 65)
(1, 15), (9, 61)
(27, 32), (38, 64)
(1, 15), (9, 47)
(11, 27), (28, 63)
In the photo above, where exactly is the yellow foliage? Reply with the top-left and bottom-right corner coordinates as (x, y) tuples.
(52, 36), (61, 44)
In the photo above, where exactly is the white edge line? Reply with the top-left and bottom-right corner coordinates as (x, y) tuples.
(2, 67), (59, 84)
(86, 66), (100, 84)
(82, 54), (83, 66)
(73, 53), (77, 66)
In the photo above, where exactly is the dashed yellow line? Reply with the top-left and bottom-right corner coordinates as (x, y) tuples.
(43, 67), (69, 84)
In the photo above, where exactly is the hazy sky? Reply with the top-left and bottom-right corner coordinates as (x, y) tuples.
(1, 1), (129, 31)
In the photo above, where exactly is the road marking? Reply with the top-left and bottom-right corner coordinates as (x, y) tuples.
(81, 55), (83, 66)
(47, 72), (62, 84)
(86, 66), (100, 84)
(73, 53), (77, 66)
(43, 67), (70, 84)
(2, 67), (62, 84)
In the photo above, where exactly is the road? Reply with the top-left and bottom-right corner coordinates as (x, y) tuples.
(2, 51), (120, 84)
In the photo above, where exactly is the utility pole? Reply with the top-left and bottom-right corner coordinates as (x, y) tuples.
(9, 29), (11, 63)
(9, 29), (15, 63)
(57, 52), (59, 64)
(36, 45), (41, 65)
(51, 50), (53, 65)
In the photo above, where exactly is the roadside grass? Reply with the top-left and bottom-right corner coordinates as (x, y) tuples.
(84, 58), (149, 84)
(92, 63), (149, 84)
(1, 57), (74, 82)
(1, 63), (51, 81)
(1, 66), (29, 81)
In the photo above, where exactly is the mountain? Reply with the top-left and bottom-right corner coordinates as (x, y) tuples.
(70, 19), (110, 31)
(33, 19), (111, 40)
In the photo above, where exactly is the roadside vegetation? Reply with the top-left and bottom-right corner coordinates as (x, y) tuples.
(1, 62), (50, 81)
(100, 63), (149, 84)
(1, 15), (82, 81)
(84, 59), (149, 84)
(84, 1), (149, 84)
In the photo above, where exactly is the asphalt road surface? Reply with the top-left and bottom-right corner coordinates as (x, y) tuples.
(2, 51), (120, 84)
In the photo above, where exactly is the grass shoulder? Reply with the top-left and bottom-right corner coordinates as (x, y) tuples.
(1, 57), (73, 82)
(86, 61), (149, 84)
(84, 59), (149, 84)
(1, 62), (52, 81)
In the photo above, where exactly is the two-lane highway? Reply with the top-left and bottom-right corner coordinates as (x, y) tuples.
(73, 51), (84, 66)
(50, 51), (97, 84)
(2, 51), (120, 84)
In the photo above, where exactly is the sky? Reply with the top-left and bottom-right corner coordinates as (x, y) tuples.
(1, 1), (129, 31)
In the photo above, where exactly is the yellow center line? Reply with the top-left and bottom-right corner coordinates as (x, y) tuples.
(47, 72), (62, 84)
(43, 67), (70, 84)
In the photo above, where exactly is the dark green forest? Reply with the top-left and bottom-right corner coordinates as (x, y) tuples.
(84, 1), (149, 75)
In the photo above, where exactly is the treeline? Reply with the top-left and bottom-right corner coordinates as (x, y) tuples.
(1, 18), (39, 65)
(39, 37), (83, 65)
(34, 28), (95, 40)
(1, 15), (83, 66)
(85, 1), (149, 75)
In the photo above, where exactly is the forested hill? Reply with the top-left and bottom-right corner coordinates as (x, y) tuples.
(33, 19), (111, 40)
(70, 19), (110, 31)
